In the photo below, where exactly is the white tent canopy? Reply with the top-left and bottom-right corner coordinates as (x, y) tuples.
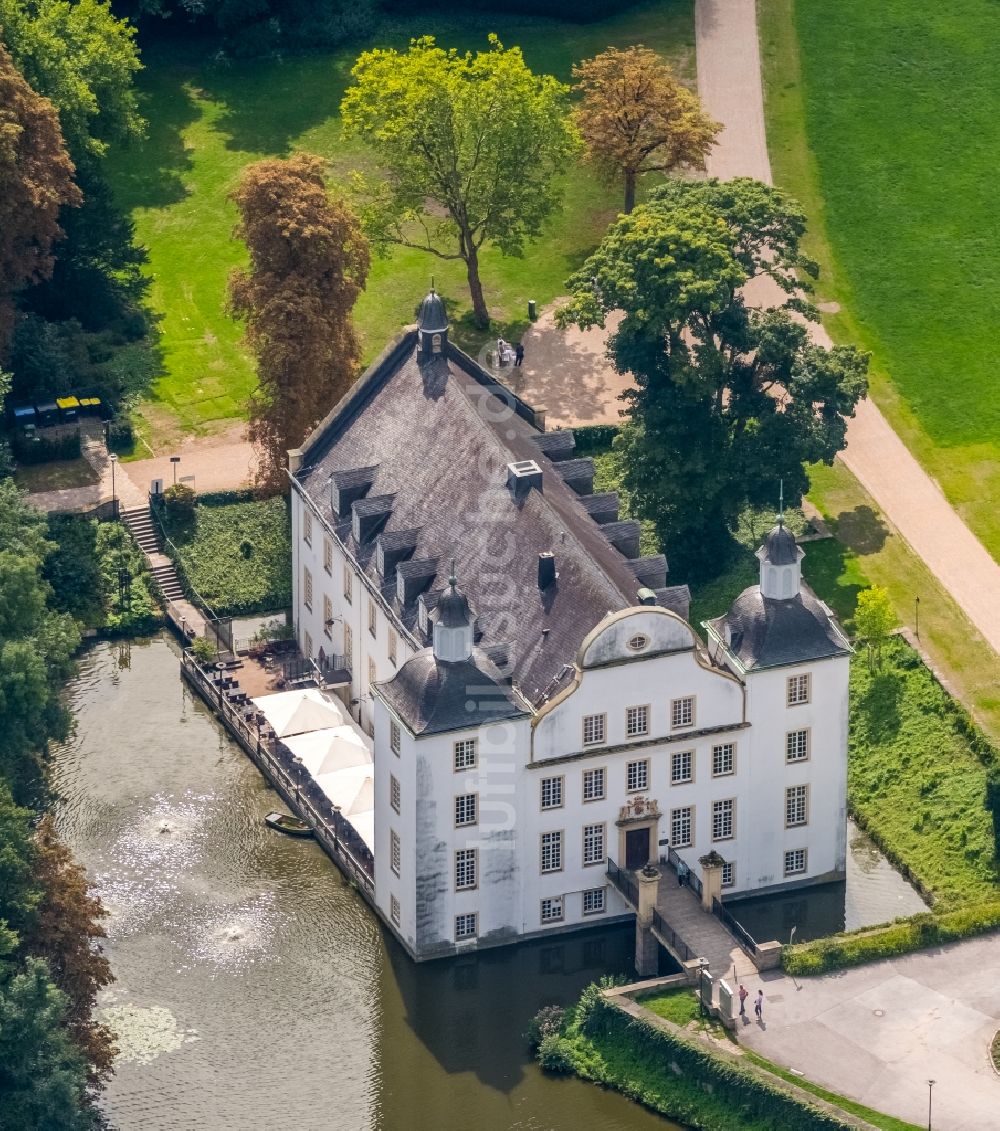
(251, 688), (346, 738)
(282, 727), (371, 778)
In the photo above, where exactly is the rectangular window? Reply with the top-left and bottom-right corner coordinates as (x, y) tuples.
(582, 713), (606, 746)
(323, 594), (333, 637)
(390, 719), (401, 756)
(540, 831), (563, 874)
(784, 848), (808, 876)
(368, 657), (377, 689)
(455, 848), (477, 890)
(785, 784), (809, 827)
(540, 896), (564, 924)
(721, 862), (735, 888)
(454, 738), (477, 771)
(786, 729), (810, 763)
(388, 628), (398, 666)
(583, 822), (605, 866)
(626, 704), (649, 737)
(582, 767), (606, 802)
(390, 894), (400, 926)
(671, 696), (695, 729)
(344, 622), (352, 664)
(390, 830), (401, 876)
(455, 912), (478, 941)
(671, 806), (693, 848)
(303, 631), (313, 660)
(670, 750), (693, 785)
(582, 887), (606, 916)
(712, 743), (736, 777)
(787, 673), (811, 706)
(390, 774), (401, 813)
(368, 600), (377, 638)
(323, 536), (333, 574)
(455, 793), (478, 827)
(540, 776), (563, 810)
(303, 566), (313, 610)
(626, 759), (649, 793)
(303, 509), (313, 546)
(343, 565), (353, 603)
(712, 798), (735, 842)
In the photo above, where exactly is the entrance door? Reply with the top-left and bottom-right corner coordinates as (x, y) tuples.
(625, 827), (650, 871)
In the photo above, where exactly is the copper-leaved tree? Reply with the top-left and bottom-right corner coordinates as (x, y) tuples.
(0, 38), (80, 358)
(228, 154), (370, 494)
(572, 45), (720, 214)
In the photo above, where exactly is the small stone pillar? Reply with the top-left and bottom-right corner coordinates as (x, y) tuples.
(699, 850), (725, 912)
(634, 864), (661, 977)
(717, 978), (736, 1029)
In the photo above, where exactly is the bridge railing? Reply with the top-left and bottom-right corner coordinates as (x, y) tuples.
(606, 857), (639, 908)
(651, 907), (695, 963)
(712, 896), (758, 959)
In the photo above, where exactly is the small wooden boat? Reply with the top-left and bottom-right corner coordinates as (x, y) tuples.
(264, 811), (313, 838)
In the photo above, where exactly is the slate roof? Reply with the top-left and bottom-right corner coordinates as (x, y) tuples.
(377, 649), (527, 736)
(705, 584), (851, 672)
(295, 329), (680, 708)
(760, 522), (799, 566)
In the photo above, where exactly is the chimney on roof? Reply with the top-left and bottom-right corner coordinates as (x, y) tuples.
(637, 587), (657, 606)
(538, 552), (557, 589)
(507, 460), (543, 499)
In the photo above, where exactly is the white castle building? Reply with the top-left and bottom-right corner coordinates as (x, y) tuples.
(288, 290), (852, 961)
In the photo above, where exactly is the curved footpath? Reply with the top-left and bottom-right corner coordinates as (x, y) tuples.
(697, 0), (1000, 661)
(697, 4), (1000, 1127)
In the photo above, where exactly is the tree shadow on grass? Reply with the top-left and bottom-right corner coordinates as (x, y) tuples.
(831, 504), (889, 556)
(858, 669), (904, 744)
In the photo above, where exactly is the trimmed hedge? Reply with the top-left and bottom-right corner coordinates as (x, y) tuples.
(783, 903), (1000, 976)
(547, 987), (854, 1130)
(572, 423), (621, 454)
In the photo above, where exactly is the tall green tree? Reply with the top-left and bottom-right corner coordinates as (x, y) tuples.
(854, 585), (898, 672)
(0, 40), (80, 358)
(228, 153), (370, 493)
(558, 178), (869, 578)
(342, 35), (578, 328)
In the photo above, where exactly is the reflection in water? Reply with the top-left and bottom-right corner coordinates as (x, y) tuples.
(53, 636), (676, 1131)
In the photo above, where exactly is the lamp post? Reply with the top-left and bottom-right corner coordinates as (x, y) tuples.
(170, 455), (181, 485)
(915, 596), (921, 639)
(109, 452), (119, 519)
(927, 1079), (935, 1130)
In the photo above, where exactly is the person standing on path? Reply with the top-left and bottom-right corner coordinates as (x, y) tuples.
(738, 985), (748, 1018)
(514, 342), (524, 367)
(754, 989), (763, 1022)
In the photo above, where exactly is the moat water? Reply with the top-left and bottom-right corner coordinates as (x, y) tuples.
(52, 634), (678, 1131)
(52, 633), (925, 1129)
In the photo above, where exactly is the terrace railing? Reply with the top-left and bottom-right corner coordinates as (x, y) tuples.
(606, 857), (639, 908)
(712, 897), (758, 959)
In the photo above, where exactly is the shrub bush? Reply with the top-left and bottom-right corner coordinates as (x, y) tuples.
(106, 413), (134, 454)
(12, 430), (82, 464)
(537, 1034), (575, 1074)
(191, 636), (217, 665)
(163, 482), (197, 520)
(525, 1005), (565, 1050)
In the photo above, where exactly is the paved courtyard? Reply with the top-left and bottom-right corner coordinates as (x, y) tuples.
(733, 933), (1000, 1129)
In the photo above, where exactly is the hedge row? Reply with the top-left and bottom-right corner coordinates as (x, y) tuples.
(571, 423), (621, 455)
(553, 989), (853, 1130)
(783, 903), (1000, 976)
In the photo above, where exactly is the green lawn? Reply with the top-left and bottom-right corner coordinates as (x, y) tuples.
(106, 2), (694, 447)
(759, 0), (1000, 563)
(158, 497), (292, 617)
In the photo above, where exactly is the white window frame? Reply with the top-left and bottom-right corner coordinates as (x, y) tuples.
(455, 848), (477, 891)
(712, 743), (736, 778)
(671, 696), (695, 730)
(671, 806), (693, 849)
(785, 784), (809, 828)
(303, 566), (313, 611)
(784, 848), (808, 876)
(721, 862), (735, 888)
(583, 822), (605, 867)
(343, 564), (353, 603)
(582, 887), (606, 916)
(626, 704), (649, 738)
(712, 798), (735, 842)
(390, 894), (401, 926)
(626, 758), (649, 793)
(582, 713), (606, 746)
(540, 776), (564, 811)
(390, 719), (401, 756)
(455, 912), (478, 941)
(390, 774), (401, 814)
(454, 738), (477, 772)
(388, 628), (397, 666)
(540, 896), (564, 924)
(540, 830), (563, 874)
(787, 673), (811, 706)
(303, 509), (313, 546)
(323, 536), (333, 574)
(582, 767), (606, 802)
(390, 829), (401, 876)
(786, 729), (810, 763)
(670, 750), (693, 785)
(455, 793), (478, 828)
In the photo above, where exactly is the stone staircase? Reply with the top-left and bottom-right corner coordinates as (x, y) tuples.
(121, 506), (185, 604)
